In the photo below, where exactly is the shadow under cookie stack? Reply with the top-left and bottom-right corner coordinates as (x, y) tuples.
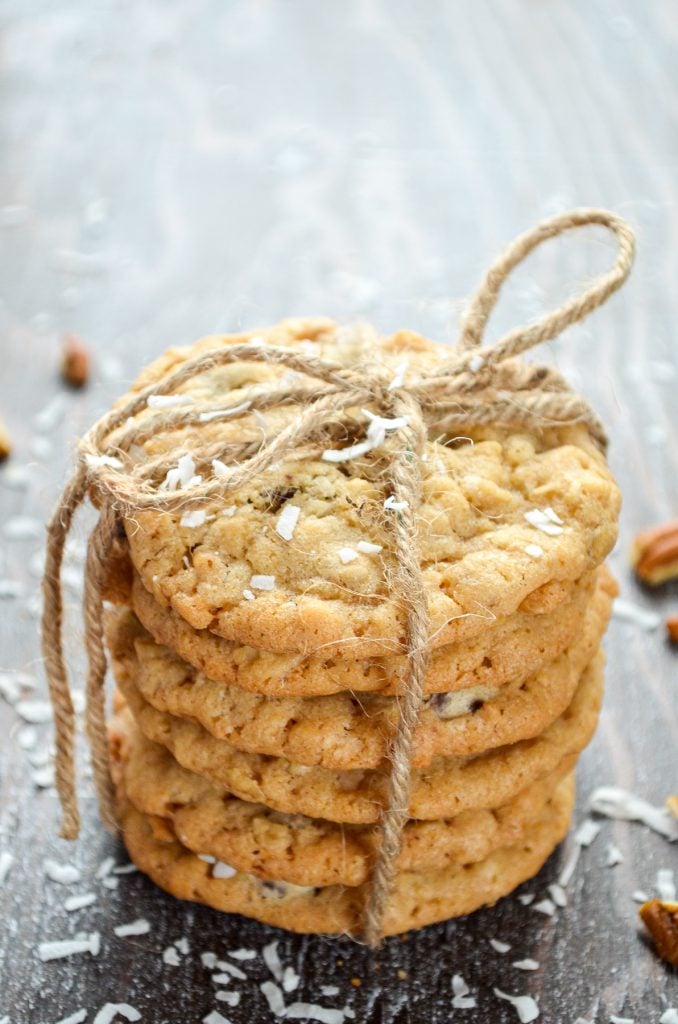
(96, 316), (620, 938)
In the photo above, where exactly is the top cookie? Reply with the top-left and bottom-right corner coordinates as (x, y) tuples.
(110, 318), (619, 656)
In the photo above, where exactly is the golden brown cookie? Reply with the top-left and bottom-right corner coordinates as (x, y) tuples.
(107, 568), (612, 770)
(115, 773), (574, 935)
(105, 320), (619, 657)
(127, 565), (599, 698)
(112, 706), (576, 888)
(114, 648), (604, 824)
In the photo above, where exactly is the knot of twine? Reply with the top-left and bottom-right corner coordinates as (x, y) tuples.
(41, 208), (634, 947)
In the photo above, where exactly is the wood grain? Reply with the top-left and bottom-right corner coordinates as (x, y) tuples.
(1, 1), (677, 1021)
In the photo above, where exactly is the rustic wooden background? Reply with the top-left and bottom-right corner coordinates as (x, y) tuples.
(1, 2), (677, 1022)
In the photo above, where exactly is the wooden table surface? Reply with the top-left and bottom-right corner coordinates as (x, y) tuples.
(1, 2), (677, 1022)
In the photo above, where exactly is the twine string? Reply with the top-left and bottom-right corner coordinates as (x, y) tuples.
(40, 208), (635, 939)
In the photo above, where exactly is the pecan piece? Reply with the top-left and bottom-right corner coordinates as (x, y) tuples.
(0, 418), (11, 461)
(640, 898), (678, 966)
(60, 333), (90, 388)
(666, 616), (678, 644)
(631, 519), (678, 585)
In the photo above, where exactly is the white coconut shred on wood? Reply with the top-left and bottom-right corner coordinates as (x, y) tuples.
(493, 988), (540, 1022)
(589, 786), (678, 840)
(37, 933), (100, 961)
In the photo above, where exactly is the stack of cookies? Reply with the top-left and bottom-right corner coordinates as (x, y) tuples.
(103, 318), (619, 936)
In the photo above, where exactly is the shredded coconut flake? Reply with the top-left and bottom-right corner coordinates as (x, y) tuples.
(65, 893), (97, 912)
(518, 893), (535, 905)
(523, 508), (563, 536)
(657, 867), (676, 900)
(532, 898), (556, 916)
(260, 980), (286, 1016)
(38, 933), (100, 961)
(243, 589), (255, 601)
(357, 540), (382, 554)
(15, 699), (52, 724)
(275, 504), (301, 541)
(338, 547), (358, 564)
(214, 960), (246, 980)
(175, 937), (190, 955)
(574, 819), (602, 847)
(524, 543), (544, 558)
(96, 856), (115, 880)
(0, 579), (25, 598)
(147, 394), (192, 408)
(55, 1010), (88, 1024)
(451, 974), (476, 1009)
(489, 938), (511, 953)
(163, 946), (181, 966)
(285, 1005), (347, 1023)
(199, 400), (251, 422)
(589, 786), (678, 841)
(216, 991), (241, 1006)
(160, 453), (200, 491)
(384, 496), (409, 511)
(548, 882), (567, 907)
(467, 354), (484, 373)
(204, 1012), (232, 1024)
(250, 575), (275, 591)
(283, 965), (300, 993)
(33, 394), (68, 432)
(3, 516), (43, 540)
(513, 959), (539, 971)
(114, 919), (150, 937)
(632, 889), (650, 903)
(494, 988), (540, 1022)
(558, 845), (581, 887)
(0, 851), (14, 885)
(605, 843), (624, 867)
(387, 360), (408, 390)
(93, 1005), (141, 1024)
(321, 986), (340, 997)
(180, 509), (207, 528)
(263, 941), (284, 981)
(85, 454), (123, 469)
(228, 948), (256, 960)
(201, 952), (218, 968)
(322, 409), (409, 463)
(212, 860), (237, 880)
(611, 598), (661, 631)
(113, 863), (138, 875)
(44, 859), (81, 885)
(609, 1017), (634, 1024)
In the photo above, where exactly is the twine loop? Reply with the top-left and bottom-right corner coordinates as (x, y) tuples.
(41, 208), (634, 946)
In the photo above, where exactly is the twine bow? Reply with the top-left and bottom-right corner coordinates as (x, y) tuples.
(41, 208), (634, 946)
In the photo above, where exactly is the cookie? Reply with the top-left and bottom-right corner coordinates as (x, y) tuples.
(107, 568), (612, 770)
(105, 320), (619, 656)
(112, 705), (576, 887)
(115, 774), (574, 935)
(114, 648), (604, 824)
(128, 564), (598, 698)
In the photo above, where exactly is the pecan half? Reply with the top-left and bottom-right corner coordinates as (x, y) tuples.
(631, 519), (678, 585)
(640, 898), (678, 966)
(667, 616), (678, 644)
